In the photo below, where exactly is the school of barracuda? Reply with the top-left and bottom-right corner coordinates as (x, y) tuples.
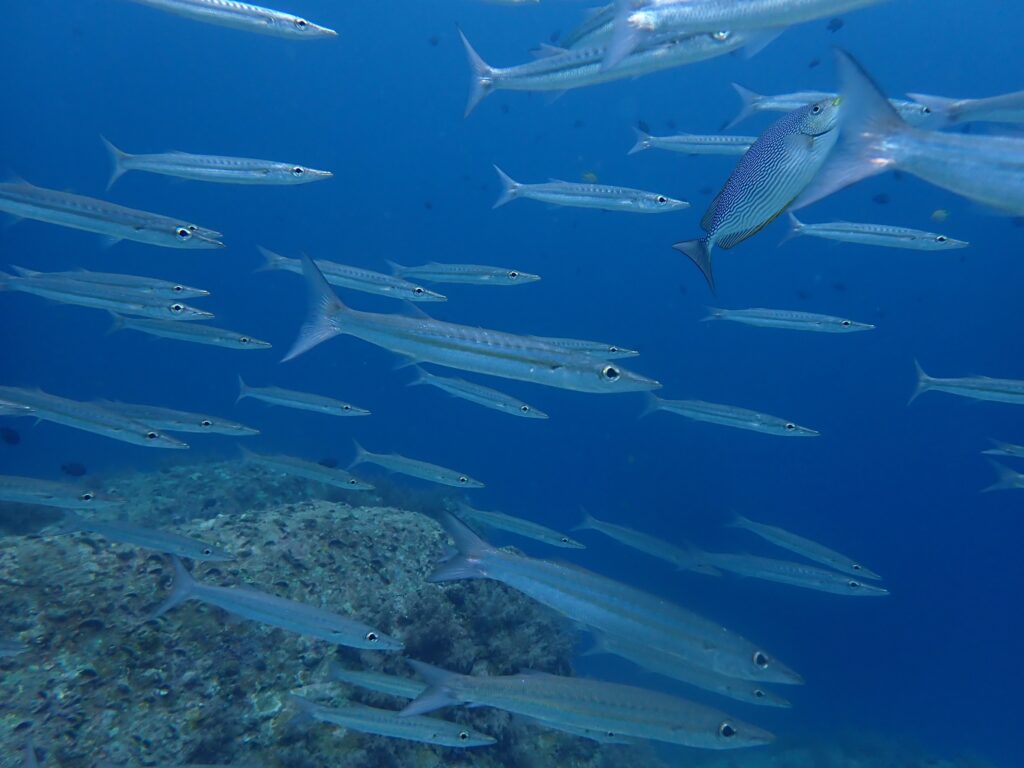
(2, 0), (1022, 764)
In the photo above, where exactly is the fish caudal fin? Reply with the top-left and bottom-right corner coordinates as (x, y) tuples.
(427, 512), (494, 582)
(100, 136), (131, 190)
(145, 556), (196, 621)
(628, 127), (652, 155)
(725, 83), (762, 130)
(982, 460), (1023, 493)
(909, 359), (933, 404)
(348, 439), (369, 469)
(572, 508), (598, 532)
(405, 366), (429, 388)
(779, 212), (805, 246)
(700, 307), (728, 322)
(281, 255), (344, 363)
(255, 245), (288, 273)
(793, 49), (909, 211)
(384, 259), (407, 275)
(492, 165), (521, 208)
(236, 375), (250, 403)
(639, 392), (664, 418)
(458, 27), (495, 117)
(402, 660), (463, 716)
(672, 238), (715, 292)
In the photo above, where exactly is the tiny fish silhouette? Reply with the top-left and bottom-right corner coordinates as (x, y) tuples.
(0, 428), (19, 445)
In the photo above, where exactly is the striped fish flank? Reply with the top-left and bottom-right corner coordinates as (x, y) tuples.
(673, 98), (842, 291)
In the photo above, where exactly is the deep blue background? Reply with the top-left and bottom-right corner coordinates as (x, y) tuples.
(1, 1), (1022, 765)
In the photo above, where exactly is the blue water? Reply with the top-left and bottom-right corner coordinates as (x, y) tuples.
(2, 1), (1023, 765)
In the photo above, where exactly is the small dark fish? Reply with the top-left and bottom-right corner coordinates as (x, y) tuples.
(61, 462), (87, 477)
(319, 457), (339, 469)
(808, 58), (821, 69)
(872, 193), (890, 205)
(428, 35), (439, 47)
(827, 17), (844, 32)
(0, 428), (19, 445)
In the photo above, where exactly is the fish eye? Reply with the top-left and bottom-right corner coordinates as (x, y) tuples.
(712, 31), (730, 41)
(848, 580), (861, 589)
(852, 563), (862, 570)
(753, 651), (769, 668)
(784, 423), (796, 431)
(202, 547), (212, 556)
(656, 195), (667, 204)
(348, 478), (358, 485)
(520, 405), (529, 413)
(239, 337), (251, 344)
(365, 631), (379, 642)
(922, 106), (932, 114)
(80, 492), (95, 501)
(175, 227), (192, 240)
(200, 419), (213, 428)
(601, 365), (620, 382)
(560, 537), (569, 543)
(414, 287), (425, 295)
(170, 303), (185, 313)
(458, 476), (468, 484)
(173, 285), (184, 292)
(753, 689), (766, 698)
(294, 17), (308, 28)
(343, 405), (351, 411)
(935, 235), (947, 242)
(719, 722), (737, 738)
(291, 166), (305, 176)
(811, 104), (822, 114)
(146, 431), (159, 440)
(458, 731), (469, 741)
(507, 271), (519, 279)
(841, 320), (851, 327)
(608, 346), (620, 353)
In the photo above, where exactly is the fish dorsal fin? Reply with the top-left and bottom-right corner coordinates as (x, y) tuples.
(700, 192), (723, 232)
(531, 43), (568, 59)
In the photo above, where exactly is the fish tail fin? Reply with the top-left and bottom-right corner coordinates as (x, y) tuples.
(983, 439), (1013, 456)
(492, 165), (521, 208)
(384, 259), (407, 275)
(48, 508), (85, 535)
(255, 245), (287, 273)
(406, 366), (429, 387)
(603, 0), (643, 72)
(106, 312), (126, 335)
(0, 269), (13, 289)
(701, 306), (727, 322)
(725, 83), (762, 130)
(581, 631), (611, 657)
(672, 238), (715, 292)
(428, 512), (493, 582)
(628, 127), (652, 155)
(458, 27), (495, 117)
(145, 556), (195, 621)
(793, 49), (909, 210)
(10, 265), (39, 277)
(348, 439), (369, 469)
(236, 375), (250, 403)
(572, 508), (597, 532)
(402, 660), (463, 716)
(779, 212), (805, 246)
(909, 359), (933, 404)
(726, 513), (753, 530)
(983, 460), (1023, 493)
(639, 392), (663, 418)
(287, 694), (322, 725)
(281, 255), (344, 363)
(100, 136), (130, 190)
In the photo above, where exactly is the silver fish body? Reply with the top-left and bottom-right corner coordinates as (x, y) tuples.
(24, 269), (209, 299)
(103, 139), (332, 188)
(455, 502), (584, 549)
(284, 256), (661, 395)
(907, 89), (1024, 127)
(701, 551), (890, 596)
(290, 696), (495, 748)
(730, 515), (881, 580)
(531, 335), (639, 359)
(0, 474), (123, 510)
(575, 512), (718, 574)
(328, 662), (427, 699)
(911, 361), (1024, 406)
(125, 0), (337, 38)
(387, 261), (540, 286)
(0, 180), (222, 248)
(703, 306), (875, 333)
(493, 166), (688, 213)
(786, 213), (967, 250)
(237, 377), (369, 416)
(257, 247), (446, 302)
(240, 447), (374, 491)
(403, 660), (775, 749)
(983, 461), (1024, 492)
(630, 128), (754, 156)
(645, 395), (819, 436)
(983, 440), (1024, 458)
(96, 401), (259, 436)
(410, 368), (548, 419)
(350, 442), (482, 489)
(50, 510), (233, 561)
(111, 315), (272, 350)
(674, 98), (841, 290)
(149, 557), (402, 650)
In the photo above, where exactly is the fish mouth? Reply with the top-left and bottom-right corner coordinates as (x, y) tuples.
(314, 24), (338, 37)
(192, 228), (225, 248)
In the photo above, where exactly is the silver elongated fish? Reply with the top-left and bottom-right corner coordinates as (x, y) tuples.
(629, 128), (754, 156)
(96, 401), (259, 436)
(290, 696), (495, 748)
(0, 474), (123, 510)
(386, 261), (540, 286)
(240, 446), (374, 491)
(604, 0), (886, 69)
(703, 306), (874, 333)
(49, 510), (232, 561)
(460, 28), (754, 115)
(585, 633), (791, 708)
(18, 268), (208, 299)
(530, 335), (639, 359)
(283, 256), (660, 395)
(983, 461), (1024, 492)
(110, 314), (272, 350)
(644, 395), (819, 437)
(410, 368), (548, 420)
(729, 515), (881, 580)
(0, 270), (214, 321)
(237, 376), (369, 416)
(785, 213), (967, 250)
(795, 50), (1024, 215)
(697, 550), (890, 596)
(430, 514), (802, 684)
(149, 557), (402, 650)
(456, 502), (583, 549)
(125, 0), (337, 38)
(907, 89), (1024, 127)
(0, 387), (189, 449)
(103, 138), (332, 189)
(328, 662), (427, 699)
(0, 639), (26, 658)
(350, 441), (483, 489)
(0, 179), (222, 248)
(493, 166), (687, 213)
(257, 247), (446, 302)
(984, 440), (1024, 459)
(727, 83), (935, 130)
(673, 98), (841, 291)
(403, 660), (774, 750)
(575, 512), (718, 574)
(911, 361), (1024, 406)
